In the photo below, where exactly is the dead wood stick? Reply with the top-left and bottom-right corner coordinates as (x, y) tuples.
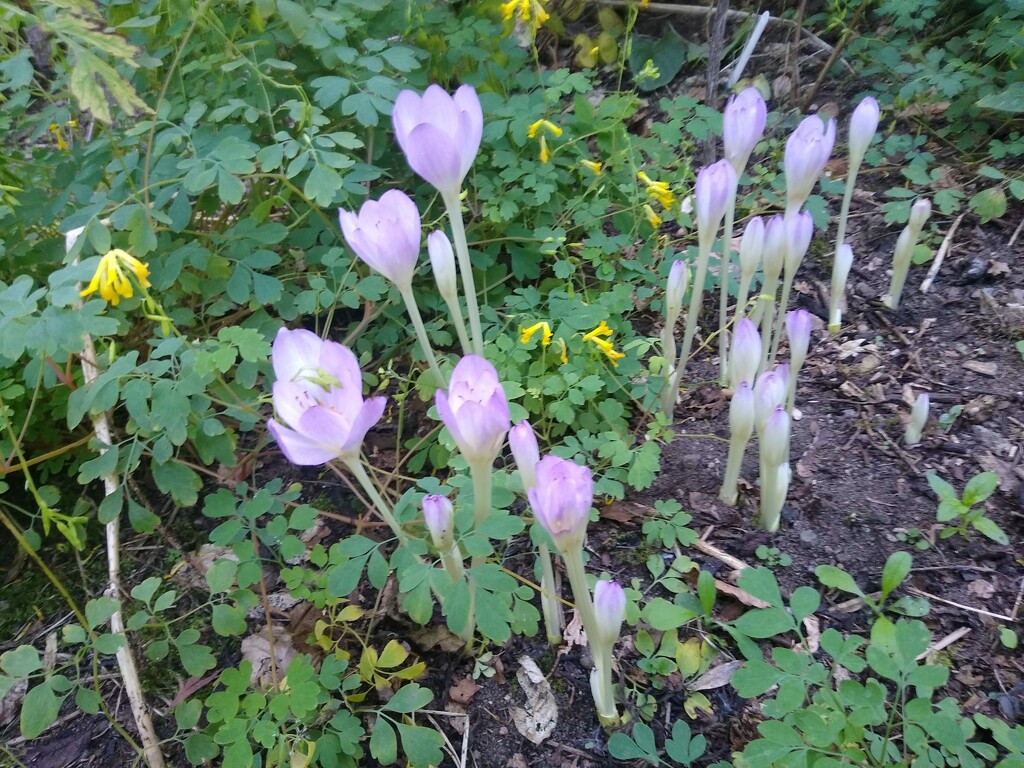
(920, 212), (966, 293)
(915, 626), (971, 661)
(704, 0), (731, 163)
(801, 0), (870, 110)
(694, 530), (752, 572)
(906, 585), (1016, 622)
(785, 0), (809, 100)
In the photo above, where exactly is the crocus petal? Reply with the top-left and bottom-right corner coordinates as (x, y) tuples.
(267, 419), (339, 466)
(273, 380), (318, 431)
(272, 327), (325, 384)
(404, 123), (465, 193)
(340, 396), (387, 454)
(435, 388), (466, 449)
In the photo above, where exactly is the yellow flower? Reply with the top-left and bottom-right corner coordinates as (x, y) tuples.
(637, 171), (676, 209)
(80, 248), (151, 306)
(527, 119), (563, 139)
(538, 134), (550, 163)
(49, 123), (69, 151)
(582, 321), (613, 342)
(581, 159), (603, 176)
(641, 0), (650, 7)
(643, 204), (662, 228)
(557, 338), (568, 364)
(501, 0), (550, 30)
(604, 347), (626, 366)
(520, 321), (552, 346)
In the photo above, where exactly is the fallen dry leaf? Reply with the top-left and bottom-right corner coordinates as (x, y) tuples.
(967, 580), (996, 600)
(714, 578), (771, 608)
(448, 677), (480, 705)
(241, 624), (296, 689)
(600, 500), (649, 525)
(963, 360), (998, 377)
(689, 660), (741, 691)
(510, 657), (558, 745)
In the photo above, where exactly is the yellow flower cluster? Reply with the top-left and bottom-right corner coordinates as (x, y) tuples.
(582, 321), (626, 367)
(527, 119), (562, 164)
(520, 320), (552, 347)
(500, 0), (550, 30)
(637, 170), (676, 209)
(581, 159), (603, 176)
(80, 248), (151, 306)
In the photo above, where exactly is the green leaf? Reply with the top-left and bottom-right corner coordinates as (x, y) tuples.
(971, 515), (1009, 545)
(21, 680), (63, 739)
(731, 659), (784, 697)
(205, 559), (238, 593)
(382, 684), (433, 714)
(737, 567), (784, 608)
(85, 596), (120, 630)
(789, 587), (820, 623)
(697, 570), (716, 616)
(212, 604), (247, 636)
(641, 598), (698, 631)
(665, 719), (706, 765)
(926, 473), (959, 502)
(628, 26), (689, 91)
(732, 607), (796, 638)
(151, 460), (201, 507)
(608, 723), (660, 762)
(976, 83), (1024, 113)
(369, 717), (398, 765)
(75, 686), (101, 714)
(963, 471), (998, 505)
(396, 722), (444, 768)
(880, 551), (912, 601)
(815, 565), (865, 598)
(969, 187), (1008, 223)
(177, 641), (217, 676)
(1, 646), (41, 677)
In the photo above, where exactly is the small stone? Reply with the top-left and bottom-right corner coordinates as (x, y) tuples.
(963, 360), (998, 377)
(961, 256), (988, 283)
(681, 454), (702, 468)
(799, 529), (818, 545)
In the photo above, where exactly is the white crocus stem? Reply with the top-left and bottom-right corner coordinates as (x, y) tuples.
(442, 189), (484, 355)
(884, 201), (930, 310)
(664, 237), (714, 416)
(441, 293), (472, 355)
(344, 460), (408, 545)
(538, 541), (563, 644)
(718, 198), (738, 384)
(829, 157), (863, 334)
(757, 271), (781, 374)
(461, 458), (496, 644)
(828, 244), (854, 333)
(719, 382), (755, 506)
(439, 541), (465, 584)
(904, 393), (930, 446)
(759, 463), (790, 533)
(398, 285), (447, 389)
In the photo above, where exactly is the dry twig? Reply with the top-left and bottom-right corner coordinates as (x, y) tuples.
(920, 213), (966, 293)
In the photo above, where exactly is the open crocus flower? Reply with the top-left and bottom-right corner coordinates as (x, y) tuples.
(339, 190), (421, 290)
(267, 328), (386, 466)
(529, 455), (593, 554)
(435, 355), (511, 466)
(392, 84), (484, 195)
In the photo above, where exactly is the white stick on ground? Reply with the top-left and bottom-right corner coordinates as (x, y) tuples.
(920, 213), (965, 293)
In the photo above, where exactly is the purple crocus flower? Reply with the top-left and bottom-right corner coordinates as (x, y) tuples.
(423, 494), (454, 549)
(427, 230), (457, 299)
(509, 419), (541, 490)
(762, 214), (787, 279)
(695, 159), (738, 243)
(392, 84), (484, 195)
(267, 328), (386, 466)
(593, 580), (626, 645)
(754, 369), (787, 433)
(666, 260), (689, 325)
(339, 190), (421, 290)
(723, 87), (767, 174)
(848, 96), (880, 167)
(529, 455), (593, 554)
(739, 216), (765, 276)
(731, 318), (762, 389)
(784, 114), (836, 210)
(784, 210), (814, 275)
(435, 355), (510, 465)
(786, 309), (812, 370)
(761, 405), (790, 467)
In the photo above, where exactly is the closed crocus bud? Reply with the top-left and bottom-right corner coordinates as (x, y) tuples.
(739, 216), (765, 280)
(509, 420), (541, 490)
(592, 580), (626, 646)
(267, 328), (386, 466)
(786, 309), (812, 372)
(784, 114), (836, 211)
(731, 318), (762, 388)
(829, 243), (854, 332)
(529, 455), (593, 555)
(428, 230), (457, 300)
(729, 380), (755, 441)
(695, 160), (738, 243)
(392, 84), (483, 195)
(422, 494), (454, 549)
(784, 210), (814, 276)
(905, 393), (930, 446)
(848, 96), (880, 169)
(435, 355), (511, 466)
(754, 369), (786, 432)
(723, 87), (767, 174)
(339, 190), (421, 290)
(762, 214), (787, 284)
(761, 405), (790, 467)
(666, 260), (689, 326)
(909, 198), (932, 233)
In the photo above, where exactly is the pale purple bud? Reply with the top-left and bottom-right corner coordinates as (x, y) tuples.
(666, 260), (689, 326)
(509, 420), (541, 490)
(593, 580), (626, 646)
(730, 319), (762, 389)
(723, 87), (767, 174)
(695, 160), (738, 243)
(529, 455), (593, 555)
(765, 462), (792, 530)
(754, 369), (786, 433)
(784, 114), (836, 210)
(909, 198), (932, 232)
(423, 494), (454, 549)
(729, 381), (755, 442)
(784, 210), (814, 276)
(786, 309), (812, 373)
(835, 243), (853, 290)
(761, 406), (790, 467)
(392, 84), (483, 195)
(775, 363), (791, 395)
(435, 355), (511, 466)
(762, 214), (787, 283)
(905, 393), (930, 446)
(848, 97), (880, 168)
(339, 190), (421, 290)
(427, 230), (457, 300)
(739, 216), (765, 280)
(267, 328), (386, 466)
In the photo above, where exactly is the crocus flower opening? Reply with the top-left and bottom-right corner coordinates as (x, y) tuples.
(509, 420), (541, 490)
(723, 87), (767, 173)
(392, 84), (484, 195)
(784, 114), (835, 211)
(435, 355), (511, 466)
(593, 580), (626, 646)
(730, 381), (755, 439)
(529, 455), (593, 554)
(762, 406), (790, 467)
(785, 210), (814, 276)
(762, 214), (788, 283)
(909, 198), (932, 233)
(695, 159), (738, 243)
(422, 494), (454, 549)
(739, 216), (765, 279)
(339, 190), (421, 290)
(666, 260), (689, 326)
(829, 243), (854, 332)
(786, 309), (812, 373)
(848, 96), (880, 169)
(427, 230), (457, 300)
(731, 319), (762, 389)
(754, 369), (787, 433)
(267, 328), (386, 466)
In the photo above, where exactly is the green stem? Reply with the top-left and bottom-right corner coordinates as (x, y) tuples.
(718, 199), (737, 384)
(443, 292), (473, 356)
(399, 286), (447, 390)
(662, 236), (713, 418)
(440, 543), (465, 584)
(830, 161), (862, 333)
(561, 548), (596, 645)
(768, 274), (794, 366)
(757, 279), (777, 374)
(344, 460), (407, 545)
(461, 460), (495, 646)
(718, 433), (752, 507)
(538, 541), (563, 645)
(442, 190), (485, 355)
